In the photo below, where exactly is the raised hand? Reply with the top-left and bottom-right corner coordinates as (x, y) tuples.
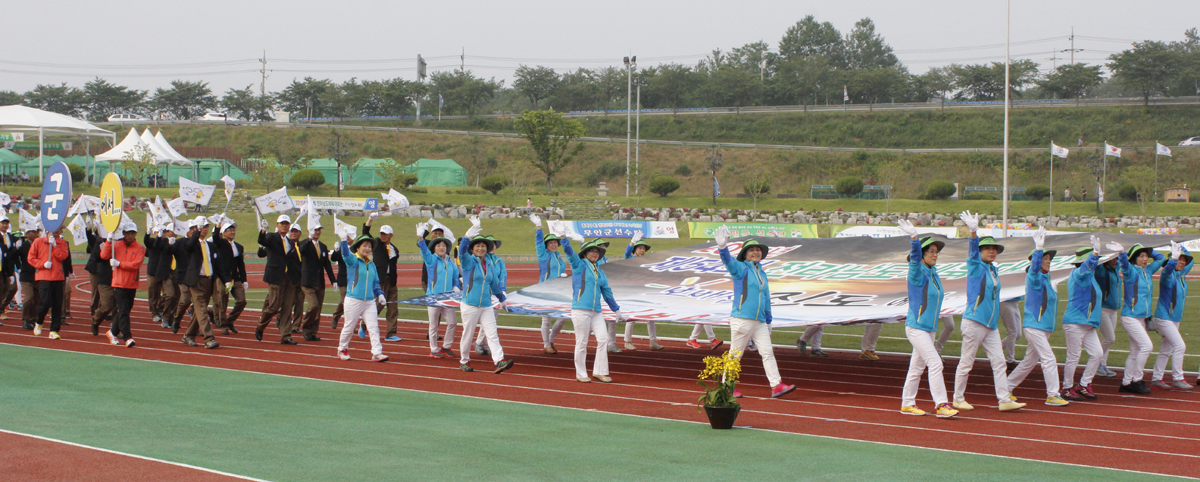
(1170, 241), (1182, 259)
(630, 231), (643, 245)
(1090, 235), (1101, 255)
(1105, 241), (1124, 253)
(529, 214), (541, 227)
(895, 219), (918, 238)
(958, 211), (980, 232)
(416, 223), (428, 238)
(1032, 227), (1046, 250)
(714, 225), (730, 249)
(568, 232), (585, 243)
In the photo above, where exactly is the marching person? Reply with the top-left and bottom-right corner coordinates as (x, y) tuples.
(61, 241), (73, 321)
(559, 228), (623, 383)
(896, 220), (958, 418)
(1006, 228), (1069, 407)
(335, 231), (389, 362)
(1150, 242), (1193, 392)
(363, 214), (400, 341)
(169, 221), (196, 334)
(99, 221), (145, 347)
(1094, 255), (1123, 377)
(952, 211), (1022, 412)
(143, 222), (165, 325)
(84, 223), (116, 336)
(1000, 299), (1024, 365)
(180, 217), (219, 349)
(14, 225), (40, 331)
(28, 227), (69, 339)
(256, 215), (300, 345)
(456, 217), (514, 374)
(531, 214), (568, 354)
(329, 225), (356, 330)
(474, 235), (508, 355)
(620, 232), (661, 351)
(686, 323), (724, 349)
(1112, 241), (1164, 395)
(713, 225), (795, 398)
(417, 222), (460, 359)
(1061, 240), (1106, 401)
(211, 219), (246, 335)
(797, 326), (827, 357)
(154, 226), (180, 329)
(283, 223), (306, 336)
(0, 215), (15, 322)
(298, 220), (337, 342)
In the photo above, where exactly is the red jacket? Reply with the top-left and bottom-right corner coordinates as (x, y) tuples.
(100, 239), (145, 290)
(28, 236), (69, 282)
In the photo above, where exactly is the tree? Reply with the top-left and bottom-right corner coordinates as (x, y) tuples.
(1108, 41), (1180, 105)
(701, 66), (760, 113)
(835, 176), (864, 196)
(326, 129), (357, 196)
(595, 66), (625, 113)
(850, 67), (905, 109)
(376, 158), (409, 189)
(550, 68), (600, 112)
(648, 176), (681, 197)
(1037, 64), (1104, 102)
(289, 169), (326, 189)
(1123, 165), (1156, 215)
(0, 90), (23, 106)
(778, 15), (846, 68)
(151, 80), (217, 120)
(247, 157), (291, 189)
(430, 70), (503, 118)
(119, 144), (156, 195)
(481, 174), (507, 194)
(513, 65), (560, 109)
(274, 77), (333, 119)
(1025, 184), (1050, 200)
(770, 55), (829, 110)
(514, 109), (585, 192)
(844, 18), (899, 70)
(920, 66), (958, 109)
(221, 85), (273, 121)
(23, 83), (86, 117)
(875, 158), (907, 214)
(743, 173), (771, 213)
(643, 64), (699, 115)
(953, 60), (1039, 101)
(705, 146), (724, 206)
(925, 181), (956, 200)
(82, 78), (146, 121)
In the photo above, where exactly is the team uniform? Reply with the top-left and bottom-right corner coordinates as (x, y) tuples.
(1150, 249), (1194, 391)
(716, 239), (794, 398)
(1118, 246), (1164, 394)
(1094, 259), (1123, 377)
(1007, 249), (1068, 406)
(457, 235), (513, 373)
(336, 236), (387, 361)
(27, 232), (69, 338)
(562, 238), (620, 382)
(84, 229), (116, 335)
(953, 236), (1012, 409)
(900, 236), (956, 418)
(99, 226), (145, 346)
(418, 237), (460, 357)
(1061, 248), (1104, 401)
(535, 228), (569, 353)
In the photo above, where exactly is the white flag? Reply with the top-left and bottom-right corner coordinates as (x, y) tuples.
(307, 195), (321, 230)
(67, 194), (99, 217)
(1097, 183), (1105, 203)
(0, 191), (10, 207)
(178, 177), (216, 206)
(67, 214), (88, 246)
(19, 208), (38, 231)
(843, 85), (849, 102)
(254, 186), (295, 214)
(167, 197), (187, 218)
(384, 188), (410, 211)
(1156, 143), (1172, 157)
(1105, 143), (1121, 158)
(220, 175), (236, 202)
(1051, 143), (1069, 159)
(172, 219), (189, 237)
(426, 218), (455, 241)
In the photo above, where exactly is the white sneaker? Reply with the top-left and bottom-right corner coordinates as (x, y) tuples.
(107, 331), (120, 346)
(623, 342), (637, 351)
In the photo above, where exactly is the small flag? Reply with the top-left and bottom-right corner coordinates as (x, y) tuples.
(19, 208), (38, 231)
(1105, 143), (1121, 158)
(220, 175), (236, 202)
(426, 218), (455, 241)
(178, 177), (216, 205)
(1097, 183), (1105, 203)
(439, 94), (444, 109)
(843, 85), (849, 102)
(254, 186), (295, 214)
(0, 191), (10, 207)
(714, 176), (721, 198)
(307, 195), (320, 230)
(167, 197), (187, 218)
(67, 214), (88, 245)
(384, 188), (410, 210)
(1156, 143), (1172, 157)
(1051, 143), (1069, 159)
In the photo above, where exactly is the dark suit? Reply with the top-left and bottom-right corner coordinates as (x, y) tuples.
(329, 240), (349, 328)
(152, 235), (179, 324)
(298, 237), (337, 336)
(181, 230), (216, 343)
(219, 240), (248, 326)
(15, 237), (38, 328)
(256, 230), (298, 342)
(0, 232), (17, 317)
(84, 230), (115, 329)
(143, 232), (163, 318)
(362, 223), (399, 337)
(170, 234), (194, 329)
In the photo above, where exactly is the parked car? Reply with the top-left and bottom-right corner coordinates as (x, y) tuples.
(200, 112), (229, 121)
(1179, 136), (1200, 146)
(107, 113), (149, 122)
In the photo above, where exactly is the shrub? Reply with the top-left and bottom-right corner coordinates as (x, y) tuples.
(595, 160), (626, 178)
(288, 169), (325, 190)
(1025, 184), (1050, 200)
(835, 176), (864, 197)
(925, 181), (956, 200)
(1116, 183), (1137, 201)
(67, 164), (86, 183)
(674, 164), (693, 177)
(648, 176), (681, 197)
(481, 175), (507, 195)
(743, 180), (771, 196)
(397, 173), (418, 188)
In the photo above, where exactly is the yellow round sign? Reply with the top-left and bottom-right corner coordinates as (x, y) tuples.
(99, 172), (123, 233)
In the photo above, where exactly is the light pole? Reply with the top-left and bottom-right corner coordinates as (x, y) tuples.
(635, 79), (645, 196)
(1001, 0), (1010, 238)
(623, 55), (636, 197)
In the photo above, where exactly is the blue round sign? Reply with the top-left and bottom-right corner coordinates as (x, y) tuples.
(39, 161), (73, 232)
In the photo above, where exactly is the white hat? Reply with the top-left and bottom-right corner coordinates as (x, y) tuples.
(290, 223), (302, 233)
(0, 215), (9, 223)
(309, 220), (323, 230)
(221, 220), (236, 233)
(195, 216), (208, 226)
(120, 221), (138, 233)
(379, 225), (394, 235)
(187, 219), (197, 229)
(276, 215), (291, 224)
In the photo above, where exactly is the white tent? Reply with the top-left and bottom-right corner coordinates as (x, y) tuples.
(96, 128), (147, 163)
(0, 105), (115, 181)
(154, 131), (192, 166)
(139, 129), (178, 164)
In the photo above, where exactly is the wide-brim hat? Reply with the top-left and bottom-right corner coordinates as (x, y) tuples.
(736, 239), (768, 262)
(467, 235), (494, 253)
(1028, 249), (1057, 261)
(542, 233), (562, 246)
(907, 236), (946, 262)
(1073, 246), (1095, 265)
(350, 234), (374, 252)
(978, 236), (1005, 254)
(631, 239), (652, 254)
(579, 239), (610, 259)
(428, 237), (452, 252)
(484, 235), (501, 250)
(1126, 244), (1153, 261)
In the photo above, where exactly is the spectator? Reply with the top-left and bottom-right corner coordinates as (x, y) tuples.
(1065, 188), (1071, 201)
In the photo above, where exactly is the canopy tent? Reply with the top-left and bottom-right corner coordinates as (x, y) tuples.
(96, 128), (146, 163)
(139, 129), (179, 164)
(155, 131), (192, 166)
(400, 158), (467, 187)
(0, 148), (23, 165)
(0, 105), (115, 181)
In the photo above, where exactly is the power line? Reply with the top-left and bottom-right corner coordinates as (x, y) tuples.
(0, 59), (258, 69)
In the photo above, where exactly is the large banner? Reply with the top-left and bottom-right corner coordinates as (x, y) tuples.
(833, 225), (959, 238)
(560, 220), (679, 239)
(403, 233), (1193, 327)
(689, 222), (818, 239)
(292, 196), (379, 212)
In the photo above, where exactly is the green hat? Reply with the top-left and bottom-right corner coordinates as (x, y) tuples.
(484, 235), (501, 250)
(1126, 244), (1153, 261)
(907, 236), (945, 262)
(1073, 246), (1095, 265)
(542, 233), (562, 246)
(1028, 249), (1057, 261)
(631, 239), (652, 254)
(978, 236), (1005, 254)
(467, 235), (494, 253)
(579, 239), (610, 258)
(428, 237), (452, 253)
(350, 234), (374, 252)
(736, 239), (769, 262)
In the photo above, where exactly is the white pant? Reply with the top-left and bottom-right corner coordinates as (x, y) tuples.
(461, 305), (504, 366)
(954, 318), (1009, 403)
(935, 314), (956, 353)
(862, 323), (882, 351)
(338, 298), (382, 356)
(541, 316), (566, 348)
(623, 320), (657, 343)
(1098, 308), (1119, 366)
(730, 317), (782, 387)
(1007, 328), (1060, 398)
(1152, 318), (1187, 382)
(1062, 323), (1102, 390)
(902, 327), (948, 407)
(571, 309), (609, 379)
(427, 306), (458, 353)
(999, 301), (1023, 362)
(1120, 315), (1153, 384)
(800, 325), (823, 349)
(689, 323), (716, 341)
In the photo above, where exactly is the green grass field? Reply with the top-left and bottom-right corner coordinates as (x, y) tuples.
(0, 344), (1176, 481)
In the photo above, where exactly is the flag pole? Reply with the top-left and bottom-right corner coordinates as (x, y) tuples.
(1154, 140), (1159, 223)
(1049, 143), (1054, 219)
(1101, 141), (1107, 217)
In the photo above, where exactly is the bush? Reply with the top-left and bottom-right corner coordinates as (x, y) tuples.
(674, 164), (693, 177)
(288, 169), (325, 190)
(925, 181), (956, 200)
(481, 175), (507, 195)
(67, 164), (86, 183)
(397, 173), (418, 188)
(595, 160), (626, 178)
(835, 176), (864, 196)
(962, 193), (997, 200)
(648, 176), (681, 197)
(1116, 183), (1137, 201)
(1025, 184), (1050, 200)
(744, 180), (771, 196)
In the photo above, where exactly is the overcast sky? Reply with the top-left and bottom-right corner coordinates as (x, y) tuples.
(2, 0), (1194, 95)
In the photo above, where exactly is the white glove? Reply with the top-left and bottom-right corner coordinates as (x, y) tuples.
(469, 215), (481, 229)
(332, 285), (339, 293)
(259, 219), (268, 231)
(243, 282), (249, 290)
(1105, 241), (1124, 253)
(568, 232), (585, 243)
(452, 286), (461, 293)
(43, 261), (52, 269)
(895, 219), (918, 237)
(1170, 241), (1182, 259)
(1032, 227), (1046, 251)
(1090, 235), (1101, 255)
(560, 273), (569, 278)
(416, 223), (428, 238)
(110, 259), (120, 268)
(368, 211), (381, 220)
(714, 225), (730, 249)
(376, 294), (387, 304)
(47, 236), (56, 247)
(464, 225), (482, 239)
(614, 311), (628, 322)
(168, 237), (176, 245)
(496, 301), (509, 312)
(630, 231), (643, 245)
(958, 211), (980, 233)
(529, 214), (541, 226)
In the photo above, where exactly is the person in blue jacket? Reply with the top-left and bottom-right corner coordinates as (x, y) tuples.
(530, 214), (569, 354)
(456, 216), (514, 374)
(1094, 254), (1123, 378)
(1150, 242), (1194, 392)
(334, 232), (389, 362)
(1007, 228), (1070, 407)
(416, 222), (460, 360)
(895, 220), (957, 419)
(559, 229), (626, 383)
(1110, 241), (1165, 395)
(712, 225), (795, 399)
(473, 234), (508, 356)
(620, 231), (662, 351)
(1061, 239), (1105, 402)
(951, 211), (1022, 412)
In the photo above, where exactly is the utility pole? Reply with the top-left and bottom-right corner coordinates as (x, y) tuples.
(259, 50), (268, 97)
(1062, 27), (1084, 65)
(1046, 51), (1059, 70)
(635, 79), (644, 196)
(623, 56), (636, 198)
(460, 48), (465, 72)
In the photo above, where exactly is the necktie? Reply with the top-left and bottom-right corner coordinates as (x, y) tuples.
(296, 242), (303, 262)
(200, 240), (212, 277)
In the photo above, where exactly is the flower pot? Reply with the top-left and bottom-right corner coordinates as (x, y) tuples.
(703, 405), (741, 429)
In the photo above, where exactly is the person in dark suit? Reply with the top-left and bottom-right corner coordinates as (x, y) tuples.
(363, 214), (400, 341)
(256, 215), (300, 345)
(144, 223), (164, 323)
(298, 221), (337, 341)
(84, 225), (115, 336)
(0, 216), (16, 322)
(210, 219), (245, 335)
(16, 226), (40, 330)
(152, 225), (178, 329)
(170, 221), (198, 334)
(223, 221), (248, 331)
(328, 226), (353, 330)
(180, 216), (219, 349)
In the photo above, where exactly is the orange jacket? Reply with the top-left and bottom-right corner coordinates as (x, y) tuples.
(28, 236), (69, 282)
(100, 239), (145, 290)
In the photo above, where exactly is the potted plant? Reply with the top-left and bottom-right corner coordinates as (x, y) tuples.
(696, 349), (742, 429)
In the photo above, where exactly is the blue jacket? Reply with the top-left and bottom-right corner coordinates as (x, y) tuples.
(486, 253), (508, 293)
(906, 239), (943, 332)
(1121, 251), (1165, 318)
(1154, 249), (1192, 322)
(458, 237), (507, 308)
(417, 239), (460, 295)
(624, 243), (636, 259)
(1095, 262), (1122, 310)
(963, 236), (1002, 329)
(718, 246), (773, 323)
(562, 239), (620, 313)
(534, 229), (567, 282)
(1023, 250), (1061, 332)
(340, 241), (385, 302)
(1062, 253), (1101, 328)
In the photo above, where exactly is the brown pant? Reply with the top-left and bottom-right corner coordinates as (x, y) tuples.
(183, 276), (215, 343)
(172, 280), (193, 327)
(301, 285), (325, 336)
(211, 279), (229, 327)
(223, 282), (247, 325)
(146, 275), (162, 316)
(21, 281), (39, 326)
(288, 285), (304, 331)
(89, 274), (115, 329)
(257, 278), (297, 342)
(62, 279), (71, 317)
(160, 277), (179, 322)
(331, 287), (346, 328)
(379, 284), (398, 337)
(0, 274), (11, 316)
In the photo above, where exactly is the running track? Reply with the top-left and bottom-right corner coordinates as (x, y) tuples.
(2, 266), (1198, 480)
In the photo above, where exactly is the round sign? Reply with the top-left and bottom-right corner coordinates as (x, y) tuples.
(38, 162), (73, 233)
(99, 172), (124, 234)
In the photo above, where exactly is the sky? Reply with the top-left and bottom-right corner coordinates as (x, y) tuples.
(2, 0), (1194, 96)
